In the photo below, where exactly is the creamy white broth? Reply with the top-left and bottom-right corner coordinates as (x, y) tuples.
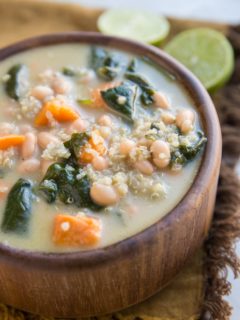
(0, 44), (204, 252)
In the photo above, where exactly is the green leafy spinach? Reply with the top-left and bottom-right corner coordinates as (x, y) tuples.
(39, 133), (102, 211)
(39, 162), (102, 211)
(90, 46), (122, 81)
(125, 72), (155, 105)
(1, 178), (33, 234)
(62, 67), (76, 77)
(170, 131), (207, 167)
(101, 82), (137, 121)
(38, 178), (58, 203)
(64, 132), (89, 164)
(4, 64), (27, 100)
(127, 58), (138, 72)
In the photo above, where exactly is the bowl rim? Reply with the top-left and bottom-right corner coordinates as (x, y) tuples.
(0, 31), (221, 269)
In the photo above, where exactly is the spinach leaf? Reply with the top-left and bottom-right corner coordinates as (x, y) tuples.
(1, 178), (33, 234)
(38, 179), (58, 203)
(125, 72), (155, 105)
(62, 67), (76, 77)
(127, 58), (138, 72)
(39, 162), (74, 204)
(54, 164), (76, 203)
(91, 47), (106, 70)
(57, 170), (101, 210)
(63, 132), (89, 167)
(170, 131), (207, 167)
(41, 162), (64, 181)
(180, 131), (207, 160)
(73, 174), (102, 210)
(90, 46), (122, 81)
(170, 150), (187, 166)
(101, 82), (137, 121)
(39, 162), (102, 211)
(4, 64), (27, 100)
(38, 132), (102, 210)
(64, 132), (89, 160)
(150, 122), (162, 131)
(98, 57), (120, 81)
(149, 122), (180, 136)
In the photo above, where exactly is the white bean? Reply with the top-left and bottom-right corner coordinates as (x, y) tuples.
(79, 70), (95, 84)
(98, 115), (112, 127)
(135, 160), (154, 175)
(161, 112), (175, 124)
(153, 91), (170, 109)
(176, 109), (195, 134)
(52, 77), (71, 94)
(181, 119), (194, 134)
(99, 126), (111, 139)
(151, 140), (170, 156)
(31, 85), (53, 101)
(92, 156), (108, 171)
(40, 69), (54, 80)
(151, 140), (170, 168)
(119, 139), (136, 155)
(153, 157), (170, 169)
(67, 118), (88, 134)
(90, 183), (119, 206)
(21, 132), (36, 160)
(38, 132), (58, 149)
(18, 159), (40, 174)
(41, 159), (54, 175)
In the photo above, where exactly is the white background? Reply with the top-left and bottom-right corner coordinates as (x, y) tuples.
(65, 0), (240, 318)
(66, 0), (240, 23)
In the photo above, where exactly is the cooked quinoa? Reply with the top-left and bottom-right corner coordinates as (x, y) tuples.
(0, 44), (206, 251)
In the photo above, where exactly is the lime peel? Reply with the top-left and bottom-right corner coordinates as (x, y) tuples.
(97, 9), (170, 44)
(164, 28), (234, 92)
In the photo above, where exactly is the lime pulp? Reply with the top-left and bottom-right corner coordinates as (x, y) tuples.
(164, 28), (234, 92)
(97, 9), (170, 44)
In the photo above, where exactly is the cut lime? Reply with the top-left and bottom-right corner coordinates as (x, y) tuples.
(97, 9), (170, 44)
(165, 28), (234, 92)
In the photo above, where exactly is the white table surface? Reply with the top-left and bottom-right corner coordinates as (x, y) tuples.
(64, 1), (240, 318)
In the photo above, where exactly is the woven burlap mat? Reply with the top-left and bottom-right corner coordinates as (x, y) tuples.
(0, 1), (239, 319)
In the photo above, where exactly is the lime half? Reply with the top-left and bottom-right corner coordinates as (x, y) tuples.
(165, 28), (234, 92)
(97, 9), (170, 44)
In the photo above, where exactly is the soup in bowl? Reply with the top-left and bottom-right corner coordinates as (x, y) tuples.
(0, 40), (206, 251)
(0, 32), (221, 317)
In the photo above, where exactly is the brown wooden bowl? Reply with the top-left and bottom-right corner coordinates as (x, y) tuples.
(0, 32), (221, 318)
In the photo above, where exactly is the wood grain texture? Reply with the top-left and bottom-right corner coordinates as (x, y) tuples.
(0, 32), (222, 318)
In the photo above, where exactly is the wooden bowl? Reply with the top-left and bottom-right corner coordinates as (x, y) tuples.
(0, 32), (221, 318)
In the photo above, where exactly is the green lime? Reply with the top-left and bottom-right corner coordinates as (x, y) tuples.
(97, 9), (170, 44)
(165, 28), (234, 92)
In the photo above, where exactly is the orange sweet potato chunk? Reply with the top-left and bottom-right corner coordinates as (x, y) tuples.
(53, 214), (101, 247)
(79, 130), (107, 163)
(0, 135), (25, 150)
(35, 99), (79, 126)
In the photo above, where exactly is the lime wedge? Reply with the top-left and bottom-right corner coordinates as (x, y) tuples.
(165, 28), (234, 92)
(97, 9), (170, 44)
